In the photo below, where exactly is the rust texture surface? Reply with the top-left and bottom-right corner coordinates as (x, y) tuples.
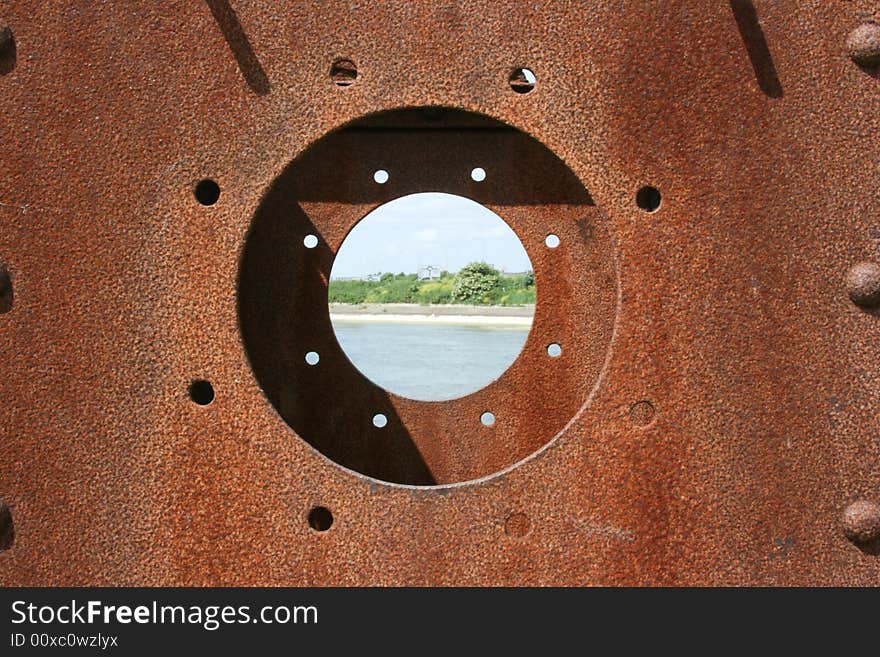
(1, 0), (879, 585)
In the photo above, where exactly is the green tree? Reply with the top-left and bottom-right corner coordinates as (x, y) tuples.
(451, 262), (502, 304)
(328, 265), (535, 306)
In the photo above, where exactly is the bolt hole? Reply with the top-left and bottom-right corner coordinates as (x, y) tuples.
(188, 380), (215, 406)
(636, 186), (662, 213)
(0, 266), (11, 314)
(194, 179), (220, 206)
(547, 343), (562, 358)
(303, 234), (319, 249)
(481, 411), (496, 427)
(545, 234), (560, 249)
(373, 169), (389, 184)
(0, 25), (15, 75)
(372, 413), (388, 428)
(308, 506), (333, 532)
(509, 67), (536, 94)
(0, 502), (13, 550)
(305, 351), (320, 366)
(470, 167), (487, 182)
(330, 59), (357, 86)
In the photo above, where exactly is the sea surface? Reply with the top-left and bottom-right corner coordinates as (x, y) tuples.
(331, 320), (530, 401)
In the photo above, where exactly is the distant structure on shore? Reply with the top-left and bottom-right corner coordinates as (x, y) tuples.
(417, 265), (441, 280)
(332, 272), (382, 282)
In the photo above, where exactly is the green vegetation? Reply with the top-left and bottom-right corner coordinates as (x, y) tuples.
(328, 263), (535, 306)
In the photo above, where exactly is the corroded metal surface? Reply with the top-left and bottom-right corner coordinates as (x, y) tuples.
(1, 1), (880, 585)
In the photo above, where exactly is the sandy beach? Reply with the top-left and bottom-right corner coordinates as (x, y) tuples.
(329, 303), (534, 326)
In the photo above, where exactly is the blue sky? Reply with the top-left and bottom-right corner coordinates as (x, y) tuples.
(330, 193), (533, 279)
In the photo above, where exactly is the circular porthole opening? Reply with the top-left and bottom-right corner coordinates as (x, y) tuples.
(237, 106), (617, 487)
(328, 193), (534, 401)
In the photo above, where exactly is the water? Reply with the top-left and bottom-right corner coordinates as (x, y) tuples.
(331, 320), (530, 401)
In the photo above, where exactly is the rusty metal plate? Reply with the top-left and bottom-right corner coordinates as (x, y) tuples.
(1, 1), (880, 585)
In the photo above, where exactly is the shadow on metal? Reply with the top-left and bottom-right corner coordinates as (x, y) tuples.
(206, 0), (271, 95)
(730, 0), (783, 98)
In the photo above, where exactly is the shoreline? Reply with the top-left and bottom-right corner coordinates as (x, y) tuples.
(329, 303), (534, 326)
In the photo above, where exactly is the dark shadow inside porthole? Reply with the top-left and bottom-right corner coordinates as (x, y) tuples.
(238, 107), (595, 486)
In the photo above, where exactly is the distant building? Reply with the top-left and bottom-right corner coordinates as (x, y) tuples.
(417, 265), (441, 280)
(329, 272), (382, 282)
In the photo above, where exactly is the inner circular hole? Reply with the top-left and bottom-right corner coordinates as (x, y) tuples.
(545, 234), (560, 248)
(194, 179), (220, 206)
(372, 413), (388, 428)
(547, 342), (562, 357)
(471, 167), (486, 182)
(373, 169), (389, 184)
(0, 266), (12, 314)
(636, 186), (662, 212)
(480, 411), (496, 426)
(305, 351), (320, 366)
(0, 501), (13, 550)
(303, 234), (319, 249)
(329, 193), (534, 401)
(307, 506), (333, 531)
(509, 67), (536, 94)
(188, 380), (215, 405)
